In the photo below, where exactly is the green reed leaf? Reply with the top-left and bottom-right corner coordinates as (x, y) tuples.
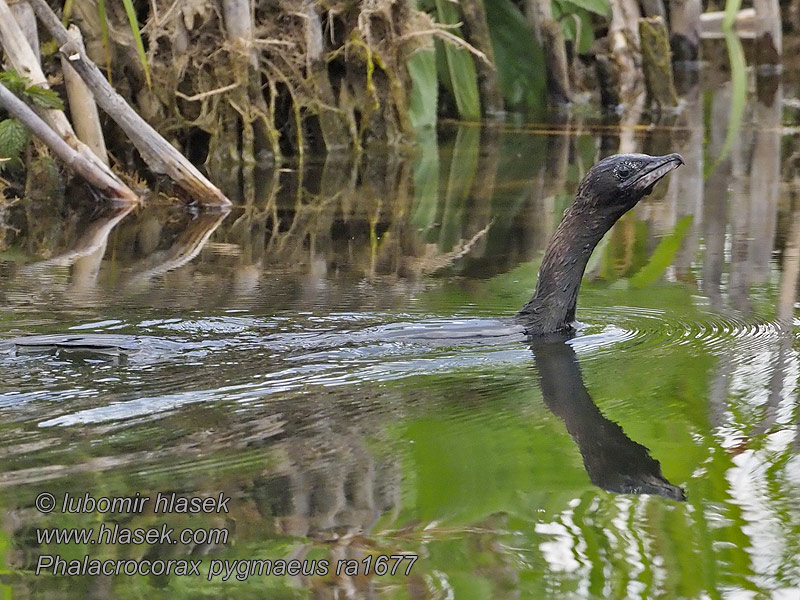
(122, 0), (151, 88)
(407, 48), (438, 131)
(96, 0), (111, 78)
(485, 0), (546, 114)
(629, 216), (693, 288)
(433, 0), (480, 120)
(557, 0), (611, 18)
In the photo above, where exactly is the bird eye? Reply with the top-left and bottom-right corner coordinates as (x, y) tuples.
(615, 161), (640, 180)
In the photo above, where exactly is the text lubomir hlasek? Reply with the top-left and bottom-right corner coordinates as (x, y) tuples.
(56, 492), (229, 514)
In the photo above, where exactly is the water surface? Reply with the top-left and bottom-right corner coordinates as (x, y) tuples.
(1, 75), (800, 599)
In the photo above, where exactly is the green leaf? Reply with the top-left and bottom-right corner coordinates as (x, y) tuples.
(0, 119), (29, 159)
(559, 0), (610, 17)
(576, 9), (595, 54)
(0, 70), (27, 95)
(24, 85), (65, 110)
(561, 13), (577, 42)
(629, 216), (694, 288)
(0, 118), (29, 173)
(62, 0), (74, 23)
(122, 0), (151, 88)
(432, 0), (481, 120)
(407, 48), (438, 131)
(96, 0), (112, 78)
(560, 9), (596, 54)
(484, 0), (546, 114)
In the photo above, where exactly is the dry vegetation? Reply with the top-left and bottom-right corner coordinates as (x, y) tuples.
(70, 0), (435, 170)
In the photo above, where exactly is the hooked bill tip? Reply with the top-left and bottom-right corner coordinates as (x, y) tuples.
(626, 153), (684, 195)
(665, 153), (684, 167)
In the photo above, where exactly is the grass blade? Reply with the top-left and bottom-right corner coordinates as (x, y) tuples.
(121, 0), (151, 88)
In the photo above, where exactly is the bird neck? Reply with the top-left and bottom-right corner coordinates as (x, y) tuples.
(517, 203), (616, 334)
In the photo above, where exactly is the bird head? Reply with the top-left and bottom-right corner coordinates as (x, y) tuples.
(575, 153), (684, 215)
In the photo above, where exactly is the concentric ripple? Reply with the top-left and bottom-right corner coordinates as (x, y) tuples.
(576, 305), (786, 363)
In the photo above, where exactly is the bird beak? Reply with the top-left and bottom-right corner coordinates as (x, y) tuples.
(626, 153), (684, 196)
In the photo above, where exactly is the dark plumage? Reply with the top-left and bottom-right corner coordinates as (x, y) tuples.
(517, 153), (684, 336)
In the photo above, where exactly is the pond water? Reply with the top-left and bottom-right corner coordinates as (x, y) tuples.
(1, 74), (800, 599)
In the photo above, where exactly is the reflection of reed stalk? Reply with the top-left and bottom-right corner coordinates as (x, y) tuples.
(125, 211), (229, 284)
(705, 31), (746, 178)
(22, 203), (134, 270)
(750, 208), (800, 436)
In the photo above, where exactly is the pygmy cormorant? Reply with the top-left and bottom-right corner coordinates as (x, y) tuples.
(517, 152), (684, 336)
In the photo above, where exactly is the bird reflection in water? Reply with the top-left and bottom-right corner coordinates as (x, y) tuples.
(531, 337), (685, 501)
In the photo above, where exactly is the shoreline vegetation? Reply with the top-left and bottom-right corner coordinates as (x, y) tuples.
(0, 0), (789, 206)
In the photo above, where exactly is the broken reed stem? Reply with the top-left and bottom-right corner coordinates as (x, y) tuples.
(62, 25), (109, 165)
(0, 0), (134, 198)
(8, 0), (40, 63)
(0, 82), (138, 202)
(0, 0), (62, 121)
(27, 0), (232, 208)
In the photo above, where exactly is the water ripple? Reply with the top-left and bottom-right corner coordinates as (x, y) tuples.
(0, 306), (787, 429)
(577, 306), (784, 363)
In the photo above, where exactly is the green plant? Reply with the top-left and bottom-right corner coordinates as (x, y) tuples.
(412, 0), (547, 122)
(62, 0), (151, 87)
(704, 31), (746, 178)
(552, 0), (610, 55)
(0, 70), (65, 109)
(431, 0), (481, 120)
(0, 70), (64, 172)
(0, 119), (29, 173)
(407, 47), (438, 131)
(485, 0), (546, 114)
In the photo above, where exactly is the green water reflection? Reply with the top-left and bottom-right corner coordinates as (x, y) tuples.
(0, 75), (799, 599)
